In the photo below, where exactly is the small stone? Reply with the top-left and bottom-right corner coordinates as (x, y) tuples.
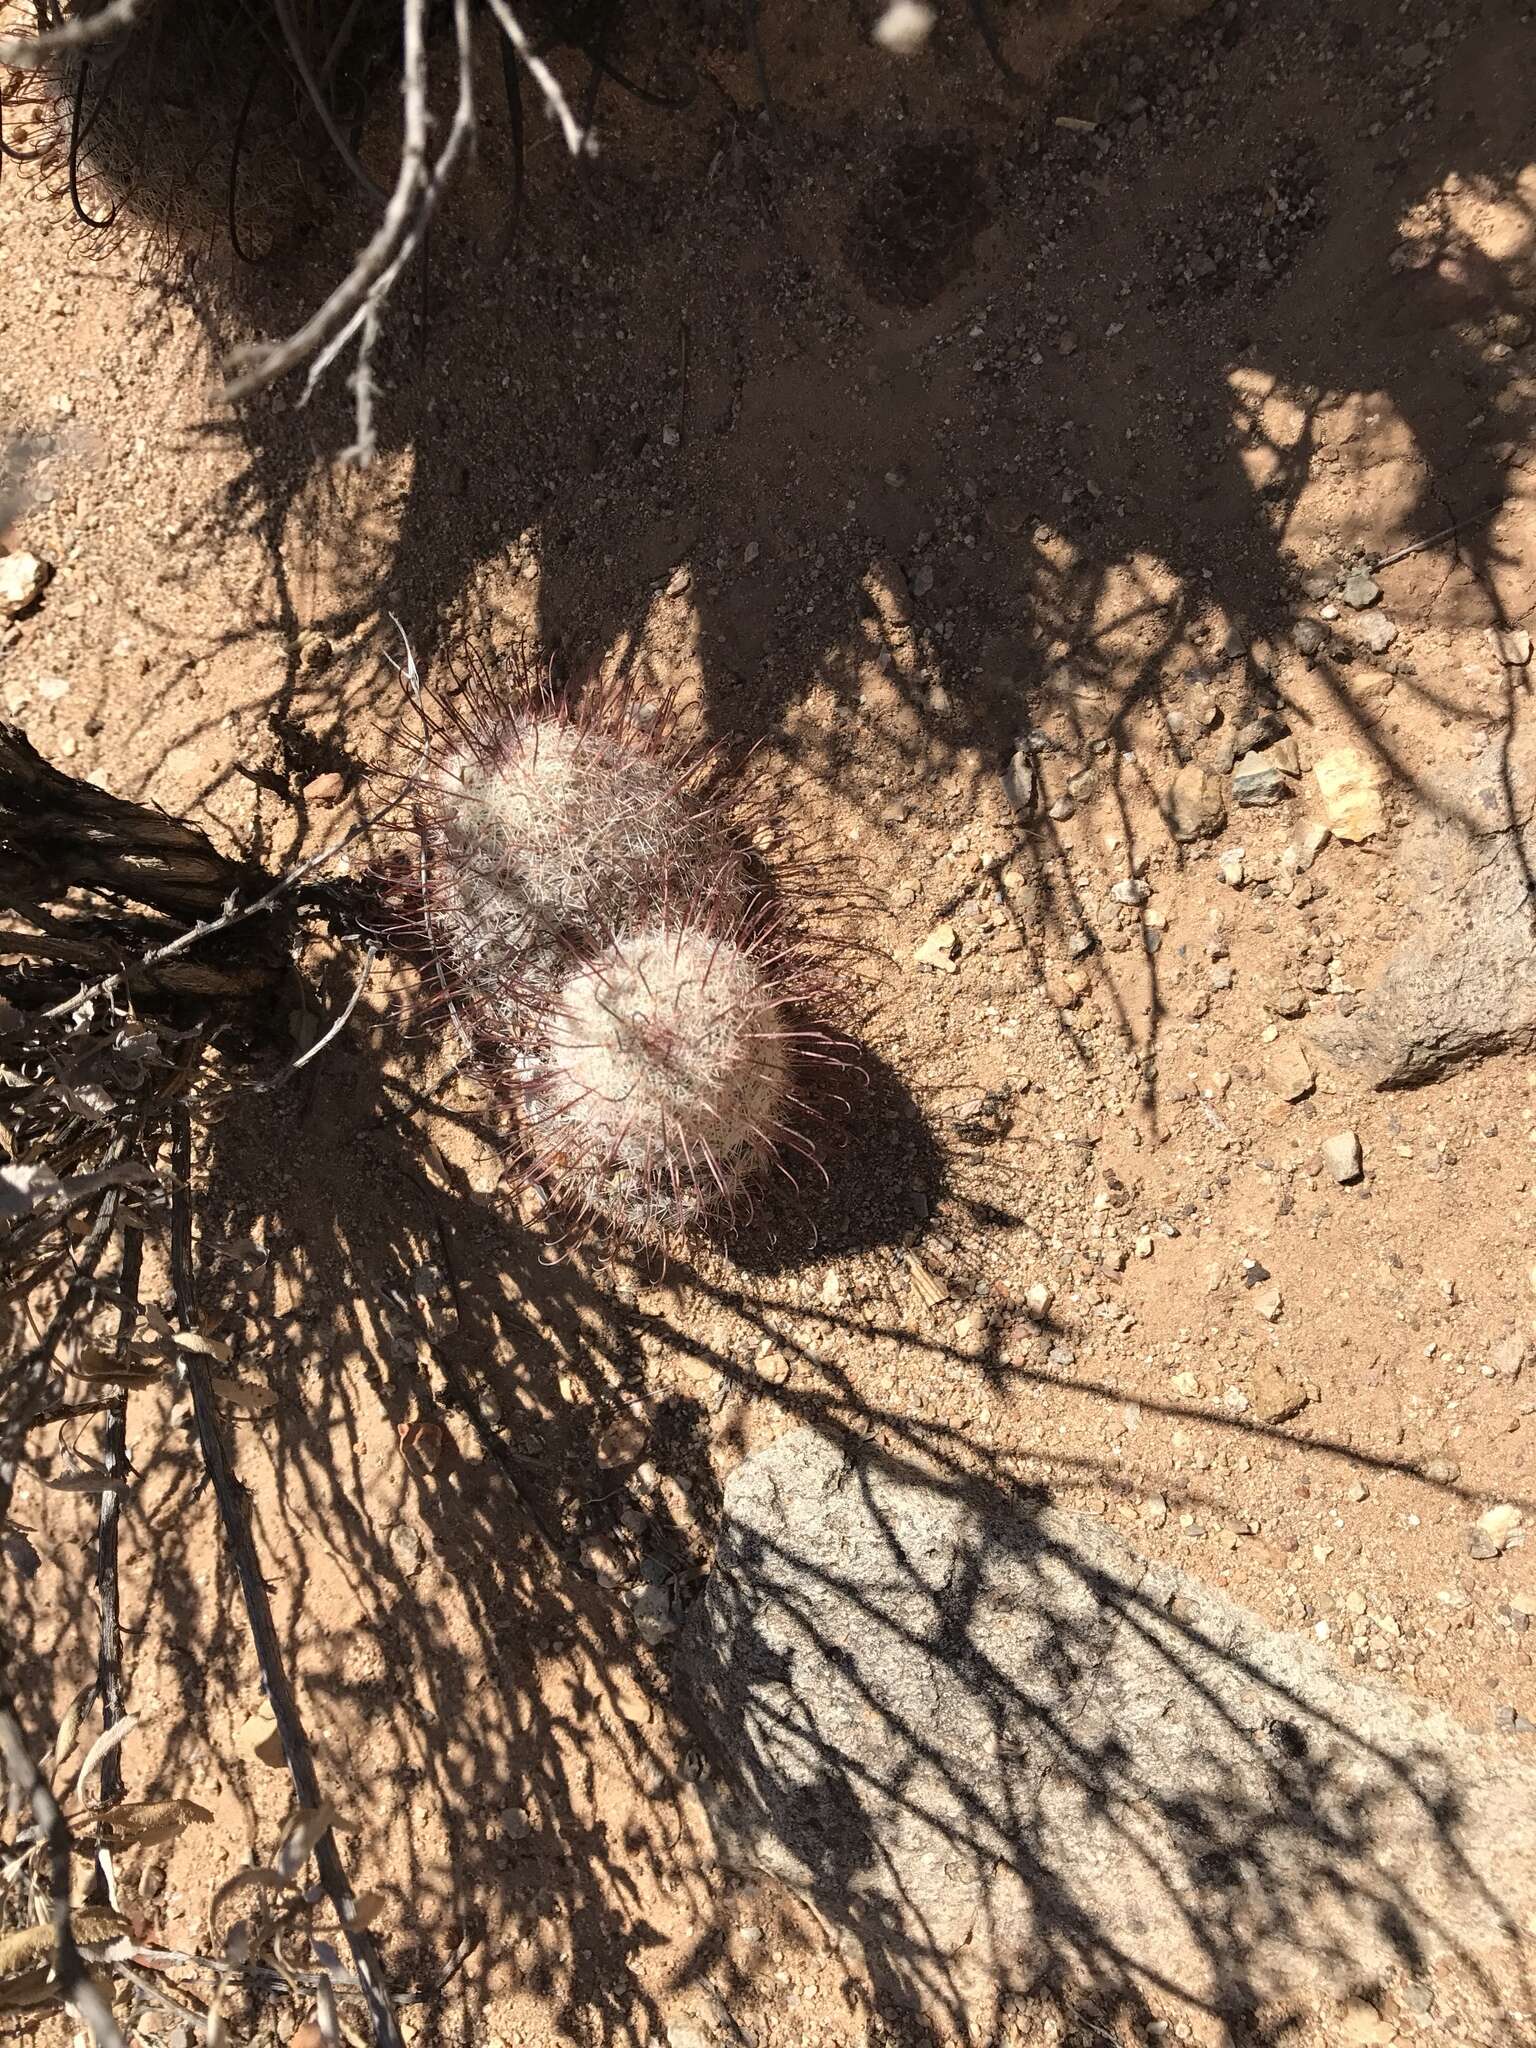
(1109, 878), (1151, 906)
(666, 565), (692, 596)
(1321, 1130), (1363, 1183)
(297, 630), (333, 673)
(872, 0), (937, 55)
(1252, 1282), (1284, 1322)
(913, 923), (961, 974)
(1066, 929), (1095, 958)
(1340, 567), (1381, 610)
(1002, 748), (1035, 814)
(1314, 747), (1387, 842)
(1351, 610), (1399, 655)
(1294, 619), (1326, 657)
(1490, 627), (1532, 666)
(0, 552), (50, 618)
(1218, 849), (1246, 886)
(1476, 1503), (1524, 1554)
(1251, 1363), (1306, 1423)
(388, 1521), (423, 1574)
(660, 424), (680, 449)
(1167, 763), (1226, 841)
(235, 1700), (284, 1768)
(1025, 1281), (1054, 1317)
(1267, 1040), (1314, 1102)
(1345, 668), (1396, 722)
(1171, 1371), (1200, 1399)
(1338, 1999), (1396, 2045)
(1140, 1495), (1169, 1529)
(911, 561), (933, 595)
(1490, 1331), (1528, 1380)
(303, 770), (345, 804)
(1047, 794), (1077, 822)
(1233, 747), (1294, 806)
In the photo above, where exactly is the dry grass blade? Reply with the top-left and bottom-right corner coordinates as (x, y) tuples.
(73, 1713), (137, 1808)
(274, 1802), (338, 1883)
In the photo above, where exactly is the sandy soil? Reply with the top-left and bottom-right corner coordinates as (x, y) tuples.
(4, 0), (1536, 2043)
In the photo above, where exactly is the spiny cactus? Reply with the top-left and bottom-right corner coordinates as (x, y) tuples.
(405, 651), (843, 1245)
(521, 915), (804, 1238)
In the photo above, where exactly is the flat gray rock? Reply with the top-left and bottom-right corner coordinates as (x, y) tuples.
(680, 1429), (1535, 2034)
(1314, 734), (1536, 1085)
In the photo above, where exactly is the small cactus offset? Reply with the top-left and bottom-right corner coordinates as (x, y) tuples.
(405, 651), (842, 1244)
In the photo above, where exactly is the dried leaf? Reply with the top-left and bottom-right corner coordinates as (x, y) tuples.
(0, 1924), (55, 2010)
(67, 1345), (165, 1391)
(0, 1911), (129, 2011)
(173, 1331), (233, 1364)
(41, 1466), (124, 1497)
(211, 1376), (277, 1415)
(88, 1797), (213, 1847)
(52, 1684), (94, 1774)
(74, 1712), (138, 1807)
(206, 2003), (229, 2048)
(274, 1802), (336, 1883)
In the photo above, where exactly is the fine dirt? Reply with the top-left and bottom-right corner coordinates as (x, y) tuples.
(4, 0), (1536, 2044)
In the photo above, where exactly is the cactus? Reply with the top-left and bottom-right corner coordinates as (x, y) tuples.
(406, 654), (840, 1244)
(520, 915), (804, 1238)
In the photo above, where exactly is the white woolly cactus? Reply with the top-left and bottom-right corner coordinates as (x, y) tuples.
(523, 921), (798, 1238)
(406, 652), (840, 1245)
(419, 678), (735, 1034)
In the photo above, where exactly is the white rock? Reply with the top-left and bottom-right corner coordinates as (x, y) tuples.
(1322, 1130), (1363, 1183)
(872, 0), (936, 54)
(0, 552), (49, 618)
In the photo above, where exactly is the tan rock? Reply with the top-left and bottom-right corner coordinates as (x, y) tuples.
(1314, 746), (1387, 841)
(0, 551), (49, 618)
(1267, 1039), (1314, 1102)
(912, 923), (960, 974)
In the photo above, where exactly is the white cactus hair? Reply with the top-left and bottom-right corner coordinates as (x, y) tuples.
(398, 642), (850, 1247)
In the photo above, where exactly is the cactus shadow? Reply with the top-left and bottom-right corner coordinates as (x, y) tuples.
(723, 1038), (943, 1277)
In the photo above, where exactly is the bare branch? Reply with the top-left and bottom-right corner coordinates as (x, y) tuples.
(0, 0), (156, 69)
(480, 0), (589, 158)
(221, 0), (439, 406)
(0, 1688), (128, 2048)
(40, 791), (403, 1025)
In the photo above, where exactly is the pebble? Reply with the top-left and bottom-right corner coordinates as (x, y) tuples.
(1321, 1130), (1363, 1184)
(0, 551), (50, 618)
(1251, 1361), (1306, 1423)
(873, 0), (937, 55)
(1218, 849), (1246, 886)
(1047, 794), (1076, 821)
(1491, 626), (1533, 666)
(1490, 1331), (1528, 1380)
(913, 923), (960, 973)
(1167, 762), (1226, 841)
(1340, 566), (1381, 609)
(1267, 1040), (1314, 1102)
(1475, 1503), (1524, 1554)
(1252, 1282), (1284, 1322)
(1314, 746), (1387, 842)
(1352, 610), (1399, 655)
(1002, 748), (1035, 814)
(1293, 619), (1326, 656)
(1232, 748), (1293, 806)
(1109, 878), (1150, 906)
